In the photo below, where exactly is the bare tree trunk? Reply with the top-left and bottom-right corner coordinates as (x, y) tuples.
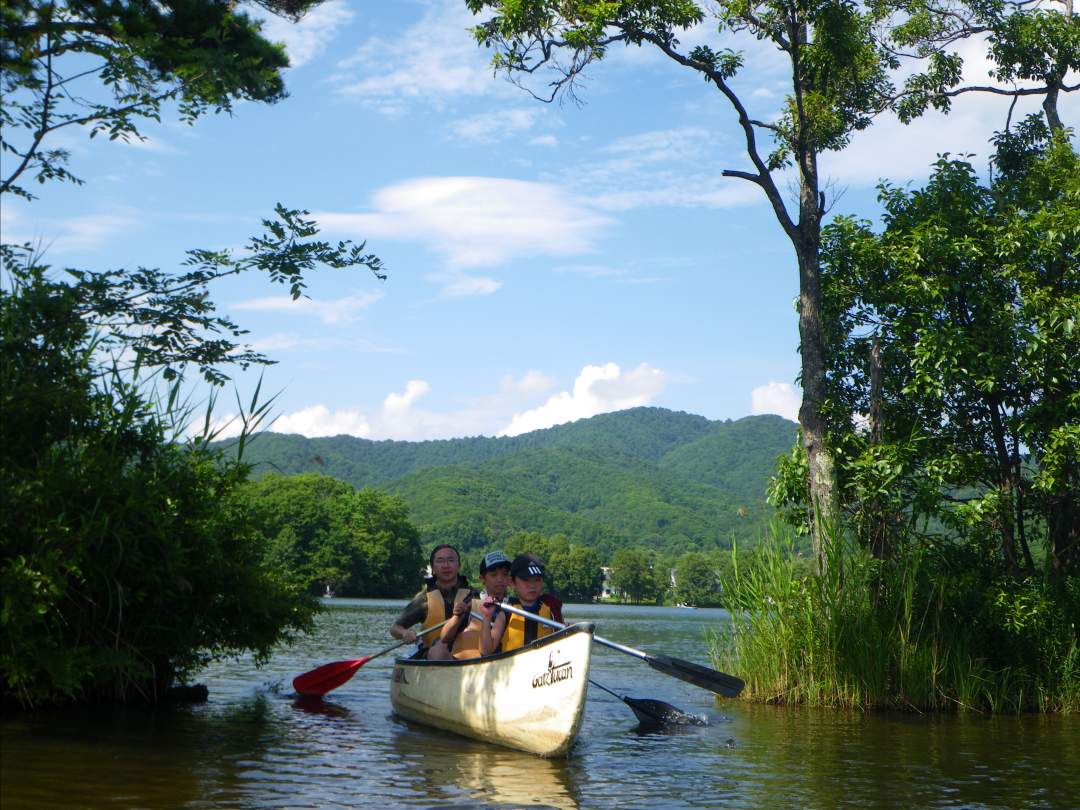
(795, 150), (838, 563)
(867, 337), (891, 559)
(1048, 464), (1079, 581)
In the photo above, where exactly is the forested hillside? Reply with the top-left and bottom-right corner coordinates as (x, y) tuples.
(233, 408), (797, 555)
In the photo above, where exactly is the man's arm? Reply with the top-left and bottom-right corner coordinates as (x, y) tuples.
(389, 592), (426, 642)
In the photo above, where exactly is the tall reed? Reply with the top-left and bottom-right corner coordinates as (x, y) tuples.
(710, 525), (1079, 713)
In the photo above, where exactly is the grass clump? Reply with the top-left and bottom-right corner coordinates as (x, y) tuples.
(711, 525), (1080, 713)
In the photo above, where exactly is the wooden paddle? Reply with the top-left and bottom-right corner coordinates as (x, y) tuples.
(496, 602), (745, 698)
(293, 617), (453, 697)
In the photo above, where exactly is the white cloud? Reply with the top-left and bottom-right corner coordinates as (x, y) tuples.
(316, 176), (611, 270)
(822, 34), (1079, 188)
(751, 382), (800, 422)
(529, 134), (559, 147)
(274, 405), (372, 438)
(434, 272), (503, 297)
(334, 1), (502, 110)
(561, 126), (765, 212)
(448, 108), (542, 143)
(499, 362), (666, 436)
(245, 332), (400, 353)
(0, 208), (139, 254)
(383, 379), (430, 416)
(551, 262), (671, 284)
(214, 364), (658, 442)
(258, 0), (354, 68)
(502, 370), (556, 396)
(592, 181), (762, 211)
(232, 291), (383, 324)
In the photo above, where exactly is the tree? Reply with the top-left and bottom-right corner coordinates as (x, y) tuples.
(465, 0), (1077, 562)
(674, 551), (723, 606)
(1, 0), (332, 198)
(551, 545), (604, 602)
(0, 264), (316, 707)
(245, 473), (424, 597)
(609, 547), (667, 603)
(0, 0), (388, 706)
(803, 121), (1079, 579)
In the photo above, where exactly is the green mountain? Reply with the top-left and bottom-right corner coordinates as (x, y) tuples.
(232, 407), (797, 556)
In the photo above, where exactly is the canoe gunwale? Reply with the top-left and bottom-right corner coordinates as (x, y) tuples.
(393, 622), (595, 668)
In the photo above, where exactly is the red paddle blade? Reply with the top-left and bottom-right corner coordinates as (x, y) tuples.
(292, 656), (372, 697)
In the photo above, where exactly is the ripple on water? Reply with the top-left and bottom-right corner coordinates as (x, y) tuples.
(2, 601), (1079, 809)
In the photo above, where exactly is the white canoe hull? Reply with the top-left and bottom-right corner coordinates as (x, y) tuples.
(390, 623), (594, 757)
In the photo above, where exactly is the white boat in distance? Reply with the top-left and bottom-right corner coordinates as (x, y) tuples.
(390, 623), (594, 757)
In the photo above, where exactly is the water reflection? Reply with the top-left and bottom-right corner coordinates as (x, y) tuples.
(291, 695), (351, 719)
(394, 726), (584, 809)
(2, 600), (1079, 809)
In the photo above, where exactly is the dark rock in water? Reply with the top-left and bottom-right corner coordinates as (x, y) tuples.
(165, 684), (209, 703)
(725, 737), (736, 749)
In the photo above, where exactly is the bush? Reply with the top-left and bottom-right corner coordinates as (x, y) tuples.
(711, 525), (1080, 713)
(0, 265), (315, 707)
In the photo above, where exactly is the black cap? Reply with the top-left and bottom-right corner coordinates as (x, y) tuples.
(480, 550), (511, 574)
(510, 553), (545, 579)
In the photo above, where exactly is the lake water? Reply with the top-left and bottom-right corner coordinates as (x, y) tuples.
(2, 599), (1077, 808)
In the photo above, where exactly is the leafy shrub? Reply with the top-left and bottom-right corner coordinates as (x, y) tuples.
(0, 264), (315, 707)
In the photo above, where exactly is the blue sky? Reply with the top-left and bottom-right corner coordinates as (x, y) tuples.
(4, 0), (1074, 440)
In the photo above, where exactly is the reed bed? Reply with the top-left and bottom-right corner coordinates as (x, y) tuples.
(710, 526), (1079, 714)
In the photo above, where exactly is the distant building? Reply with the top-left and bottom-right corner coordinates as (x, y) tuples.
(600, 566), (615, 599)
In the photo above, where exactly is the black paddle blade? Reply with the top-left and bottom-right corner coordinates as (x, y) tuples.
(623, 697), (707, 727)
(646, 654), (745, 698)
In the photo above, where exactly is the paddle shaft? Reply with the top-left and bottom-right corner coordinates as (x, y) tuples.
(380, 616), (454, 659)
(492, 601), (652, 660)
(292, 617), (457, 697)
(493, 601), (744, 698)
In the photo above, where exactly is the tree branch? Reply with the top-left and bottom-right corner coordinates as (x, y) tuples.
(629, 28), (798, 239)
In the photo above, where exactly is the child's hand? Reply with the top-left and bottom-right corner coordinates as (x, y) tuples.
(451, 600), (469, 617)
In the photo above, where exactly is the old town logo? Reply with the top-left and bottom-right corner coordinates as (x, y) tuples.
(532, 650), (572, 688)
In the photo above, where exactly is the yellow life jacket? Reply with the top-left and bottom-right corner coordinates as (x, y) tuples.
(500, 598), (554, 652)
(420, 586), (471, 650)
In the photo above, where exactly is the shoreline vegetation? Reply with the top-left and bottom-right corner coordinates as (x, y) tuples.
(711, 528), (1080, 714)
(3, 1), (1076, 717)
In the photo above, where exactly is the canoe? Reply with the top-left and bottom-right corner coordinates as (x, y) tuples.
(390, 622), (594, 757)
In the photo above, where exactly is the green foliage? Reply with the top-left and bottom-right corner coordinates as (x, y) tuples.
(234, 411), (798, 557)
(712, 525), (1080, 712)
(468, 0), (897, 166)
(673, 551), (723, 607)
(0, 264), (315, 707)
(1, 0), (334, 198)
(503, 531), (604, 602)
(2, 206), (383, 387)
(787, 127), (1080, 576)
(242, 473), (423, 597)
(609, 547), (668, 604)
(0, 0), (383, 710)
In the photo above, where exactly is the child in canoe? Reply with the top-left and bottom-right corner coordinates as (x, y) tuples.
(479, 553), (564, 655)
(437, 550), (512, 659)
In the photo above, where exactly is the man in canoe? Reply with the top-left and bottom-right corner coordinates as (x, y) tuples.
(437, 550), (512, 659)
(479, 553), (564, 654)
(389, 544), (472, 659)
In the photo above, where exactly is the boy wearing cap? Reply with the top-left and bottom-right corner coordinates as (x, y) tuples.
(480, 553), (564, 655)
(440, 550), (512, 660)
